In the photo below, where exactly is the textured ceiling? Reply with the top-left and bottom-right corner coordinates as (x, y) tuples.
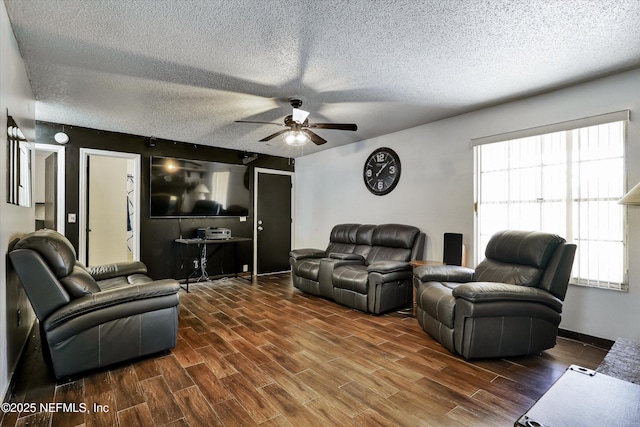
(5, 0), (640, 158)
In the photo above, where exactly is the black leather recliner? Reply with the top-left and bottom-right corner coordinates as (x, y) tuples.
(291, 223), (425, 314)
(9, 229), (181, 379)
(290, 224), (371, 297)
(413, 230), (576, 359)
(329, 224), (424, 314)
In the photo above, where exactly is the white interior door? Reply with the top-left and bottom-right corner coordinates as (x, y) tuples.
(79, 149), (140, 266)
(88, 156), (129, 265)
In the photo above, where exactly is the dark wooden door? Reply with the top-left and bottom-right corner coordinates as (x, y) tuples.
(256, 172), (292, 274)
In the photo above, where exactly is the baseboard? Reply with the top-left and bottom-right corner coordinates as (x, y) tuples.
(559, 328), (615, 350)
(1, 320), (37, 405)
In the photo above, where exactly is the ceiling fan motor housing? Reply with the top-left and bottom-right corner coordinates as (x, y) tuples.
(289, 99), (303, 109)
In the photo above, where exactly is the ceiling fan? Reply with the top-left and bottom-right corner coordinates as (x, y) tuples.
(235, 99), (357, 146)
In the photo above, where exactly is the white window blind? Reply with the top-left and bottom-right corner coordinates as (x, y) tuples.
(475, 119), (627, 291)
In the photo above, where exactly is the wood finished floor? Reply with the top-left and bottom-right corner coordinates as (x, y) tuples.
(2, 273), (608, 427)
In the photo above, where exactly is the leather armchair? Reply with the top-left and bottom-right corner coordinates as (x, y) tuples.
(413, 230), (576, 359)
(9, 229), (180, 379)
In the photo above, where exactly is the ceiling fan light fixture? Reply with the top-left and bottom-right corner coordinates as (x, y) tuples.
(292, 108), (310, 124)
(284, 130), (309, 146)
(236, 97), (356, 147)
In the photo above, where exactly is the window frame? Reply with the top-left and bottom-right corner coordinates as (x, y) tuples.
(473, 116), (629, 291)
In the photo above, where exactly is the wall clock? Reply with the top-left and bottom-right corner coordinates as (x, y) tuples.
(363, 147), (401, 195)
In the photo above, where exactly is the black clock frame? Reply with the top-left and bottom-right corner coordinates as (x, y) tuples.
(363, 147), (401, 196)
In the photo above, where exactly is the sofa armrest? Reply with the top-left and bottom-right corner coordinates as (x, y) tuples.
(413, 265), (475, 283)
(88, 261), (148, 281)
(329, 253), (366, 262)
(452, 282), (563, 312)
(367, 261), (411, 274)
(289, 248), (326, 261)
(43, 279), (180, 333)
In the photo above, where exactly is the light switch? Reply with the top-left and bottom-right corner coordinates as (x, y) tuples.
(68, 213), (77, 223)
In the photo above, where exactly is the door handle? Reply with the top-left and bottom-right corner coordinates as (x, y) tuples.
(257, 226), (263, 231)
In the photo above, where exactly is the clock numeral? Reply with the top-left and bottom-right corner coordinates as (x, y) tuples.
(366, 169), (373, 178)
(389, 165), (396, 174)
(376, 153), (385, 162)
(377, 181), (384, 190)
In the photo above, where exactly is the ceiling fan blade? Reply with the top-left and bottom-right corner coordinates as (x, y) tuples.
(303, 130), (327, 145)
(260, 129), (290, 142)
(235, 120), (285, 126)
(308, 123), (358, 131)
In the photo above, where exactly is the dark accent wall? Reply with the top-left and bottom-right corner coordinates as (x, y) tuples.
(5, 243), (36, 380)
(35, 121), (294, 280)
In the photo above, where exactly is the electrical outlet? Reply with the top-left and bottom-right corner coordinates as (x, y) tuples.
(242, 264), (249, 272)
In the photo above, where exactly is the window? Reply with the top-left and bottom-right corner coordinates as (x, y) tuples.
(6, 115), (32, 207)
(475, 119), (627, 291)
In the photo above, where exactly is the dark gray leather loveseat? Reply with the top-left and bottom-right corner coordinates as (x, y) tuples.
(9, 229), (180, 379)
(290, 223), (425, 314)
(413, 230), (576, 359)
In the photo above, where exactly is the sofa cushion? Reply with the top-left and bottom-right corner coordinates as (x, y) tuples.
(366, 246), (412, 264)
(474, 231), (566, 287)
(332, 265), (369, 294)
(371, 224), (420, 249)
(326, 224), (359, 254)
(89, 261), (148, 281)
(13, 229), (76, 277)
(330, 223), (360, 243)
(60, 265), (101, 298)
(353, 224), (376, 258)
(293, 258), (322, 281)
(128, 274), (155, 286)
(365, 224), (419, 264)
(473, 258), (543, 287)
(484, 230), (564, 268)
(97, 276), (133, 291)
(326, 242), (357, 255)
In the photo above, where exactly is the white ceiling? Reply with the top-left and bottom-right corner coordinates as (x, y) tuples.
(5, 0), (640, 158)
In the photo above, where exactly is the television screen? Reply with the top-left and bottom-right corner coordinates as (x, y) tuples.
(150, 156), (250, 217)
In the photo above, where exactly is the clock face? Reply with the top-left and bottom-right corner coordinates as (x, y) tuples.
(363, 147), (401, 195)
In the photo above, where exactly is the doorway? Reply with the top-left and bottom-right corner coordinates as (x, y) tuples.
(253, 168), (294, 275)
(79, 148), (140, 266)
(33, 143), (65, 234)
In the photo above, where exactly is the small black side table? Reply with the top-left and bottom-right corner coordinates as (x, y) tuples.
(174, 237), (252, 292)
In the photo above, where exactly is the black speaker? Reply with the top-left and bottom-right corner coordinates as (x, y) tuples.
(443, 233), (463, 266)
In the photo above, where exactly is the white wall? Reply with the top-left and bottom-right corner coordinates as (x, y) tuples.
(295, 68), (640, 342)
(0, 1), (36, 399)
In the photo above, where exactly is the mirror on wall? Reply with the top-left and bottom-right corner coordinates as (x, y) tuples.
(7, 114), (32, 207)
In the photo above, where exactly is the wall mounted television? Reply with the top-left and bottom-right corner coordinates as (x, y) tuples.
(150, 156), (250, 218)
